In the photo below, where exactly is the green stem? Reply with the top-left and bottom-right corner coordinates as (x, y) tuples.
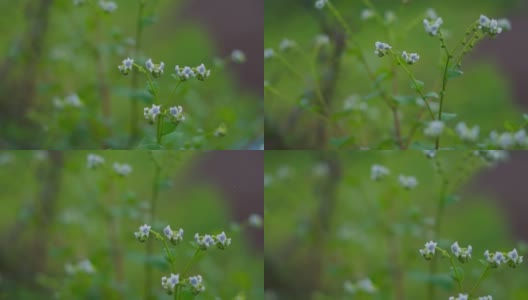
(145, 72), (159, 99)
(435, 52), (451, 150)
(437, 248), (464, 292)
(181, 249), (201, 277)
(391, 52), (435, 120)
(469, 266), (490, 297)
(453, 32), (479, 67)
(169, 80), (182, 100)
(427, 173), (449, 300)
(156, 115), (162, 145)
(326, 1), (353, 37)
(275, 53), (305, 81)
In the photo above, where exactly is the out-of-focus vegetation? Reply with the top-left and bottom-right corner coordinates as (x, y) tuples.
(0, 151), (263, 299)
(264, 150), (528, 299)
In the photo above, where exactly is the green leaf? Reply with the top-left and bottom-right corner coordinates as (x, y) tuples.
(392, 95), (416, 105)
(373, 71), (391, 88)
(523, 114), (528, 122)
(411, 80), (424, 91)
(135, 136), (162, 150)
(447, 69), (464, 80)
(329, 136), (355, 148)
(450, 266), (464, 282)
(441, 112), (457, 122)
(161, 119), (178, 137)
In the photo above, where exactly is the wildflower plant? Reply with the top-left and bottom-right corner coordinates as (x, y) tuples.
(134, 223), (232, 298)
(264, 1), (525, 150)
(8, 0), (257, 149)
(264, 151), (527, 299)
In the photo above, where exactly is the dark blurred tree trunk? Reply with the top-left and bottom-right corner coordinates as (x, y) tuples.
(0, 151), (63, 293)
(0, 0), (54, 147)
(265, 153), (342, 299)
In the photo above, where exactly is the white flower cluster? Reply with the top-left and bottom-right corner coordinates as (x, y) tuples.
(163, 225), (184, 246)
(188, 275), (206, 294)
(451, 241), (472, 263)
(118, 57), (134, 75)
(175, 64), (210, 81)
(134, 224), (151, 242)
(416, 98), (440, 112)
(371, 164), (390, 181)
(474, 150), (509, 163)
(449, 294), (468, 300)
(248, 213), (263, 228)
(264, 48), (275, 59)
(398, 175), (418, 189)
(86, 154), (132, 176)
(54, 94), (83, 109)
(118, 57), (210, 81)
(161, 273), (180, 295)
(423, 17), (443, 36)
(144, 104), (161, 122)
(343, 278), (376, 294)
(87, 154), (105, 169)
(279, 39), (296, 52)
(99, 1), (117, 13)
(456, 122), (480, 142)
(374, 41), (391, 57)
(478, 296), (493, 300)
(143, 104), (185, 123)
(169, 106), (185, 123)
(385, 11), (396, 24)
(402, 51), (420, 64)
(419, 241), (437, 260)
(113, 162), (132, 176)
(360, 9), (374, 21)
(315, 34), (330, 46)
(194, 232), (231, 250)
(478, 15), (503, 36)
(484, 248), (523, 268)
(314, 0), (328, 10)
(424, 120), (445, 137)
(343, 95), (368, 112)
(65, 258), (96, 275)
(146, 58), (165, 78)
(489, 129), (528, 149)
(231, 49), (246, 64)
(423, 150), (436, 159)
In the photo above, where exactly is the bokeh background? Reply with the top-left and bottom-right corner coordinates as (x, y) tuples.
(0, 150), (263, 299)
(0, 0), (263, 149)
(264, 150), (528, 299)
(264, 0), (528, 149)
